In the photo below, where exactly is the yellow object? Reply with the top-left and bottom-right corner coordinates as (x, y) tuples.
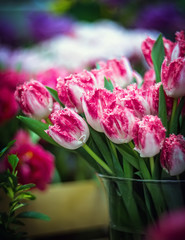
(19, 180), (108, 237)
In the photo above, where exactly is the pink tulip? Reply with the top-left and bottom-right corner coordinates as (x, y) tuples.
(133, 115), (166, 157)
(141, 36), (174, 67)
(15, 80), (53, 120)
(171, 31), (185, 61)
(100, 105), (137, 144)
(142, 68), (156, 90)
(145, 83), (173, 116)
(57, 70), (96, 113)
(91, 68), (113, 88)
(98, 57), (133, 88)
(114, 84), (150, 119)
(161, 57), (185, 98)
(82, 88), (116, 132)
(46, 108), (89, 149)
(160, 134), (185, 176)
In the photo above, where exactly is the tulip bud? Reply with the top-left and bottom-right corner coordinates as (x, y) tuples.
(57, 70), (96, 113)
(98, 57), (133, 88)
(82, 88), (116, 132)
(160, 134), (185, 176)
(100, 105), (137, 144)
(46, 108), (89, 150)
(133, 115), (166, 157)
(15, 80), (53, 120)
(161, 57), (185, 98)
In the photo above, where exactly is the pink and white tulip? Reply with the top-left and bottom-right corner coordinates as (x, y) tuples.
(145, 83), (173, 116)
(114, 84), (150, 119)
(171, 31), (185, 61)
(15, 80), (53, 120)
(161, 57), (185, 98)
(57, 70), (96, 113)
(160, 134), (185, 176)
(46, 108), (89, 150)
(133, 115), (166, 157)
(142, 68), (156, 90)
(82, 88), (116, 132)
(141, 37), (174, 67)
(100, 105), (137, 144)
(98, 57), (133, 88)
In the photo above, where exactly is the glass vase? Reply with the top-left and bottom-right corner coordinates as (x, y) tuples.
(98, 174), (185, 240)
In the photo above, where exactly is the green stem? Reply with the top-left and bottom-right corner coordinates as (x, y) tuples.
(149, 157), (154, 175)
(82, 144), (113, 175)
(169, 98), (178, 131)
(109, 140), (118, 161)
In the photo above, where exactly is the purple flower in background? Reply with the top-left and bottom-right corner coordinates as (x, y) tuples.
(135, 3), (185, 38)
(28, 12), (74, 42)
(0, 18), (17, 46)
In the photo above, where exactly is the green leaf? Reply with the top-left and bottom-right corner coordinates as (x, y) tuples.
(46, 86), (65, 107)
(8, 155), (19, 174)
(0, 140), (16, 159)
(17, 211), (50, 221)
(16, 184), (35, 192)
(11, 203), (27, 212)
(158, 85), (168, 133)
(17, 116), (60, 147)
(170, 97), (185, 134)
(115, 144), (140, 170)
(15, 192), (36, 201)
(104, 77), (114, 92)
(151, 33), (165, 83)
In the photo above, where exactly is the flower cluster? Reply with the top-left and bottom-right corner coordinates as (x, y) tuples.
(15, 30), (185, 179)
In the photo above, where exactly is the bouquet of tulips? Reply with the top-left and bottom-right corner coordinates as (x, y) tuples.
(14, 31), (185, 236)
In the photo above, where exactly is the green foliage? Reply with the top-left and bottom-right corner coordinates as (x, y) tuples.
(46, 86), (65, 107)
(151, 33), (165, 83)
(0, 149), (50, 240)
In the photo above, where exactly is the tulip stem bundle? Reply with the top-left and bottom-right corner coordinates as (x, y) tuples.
(82, 143), (113, 175)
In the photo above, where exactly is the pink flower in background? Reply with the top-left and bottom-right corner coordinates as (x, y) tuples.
(2, 129), (54, 190)
(145, 209), (185, 240)
(0, 87), (18, 125)
(15, 80), (53, 120)
(57, 70), (96, 113)
(98, 57), (133, 88)
(161, 57), (185, 98)
(160, 134), (185, 176)
(133, 115), (166, 157)
(46, 108), (89, 149)
(142, 68), (156, 90)
(114, 84), (150, 119)
(0, 69), (29, 90)
(82, 88), (116, 132)
(141, 37), (174, 67)
(36, 68), (69, 90)
(101, 105), (137, 144)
